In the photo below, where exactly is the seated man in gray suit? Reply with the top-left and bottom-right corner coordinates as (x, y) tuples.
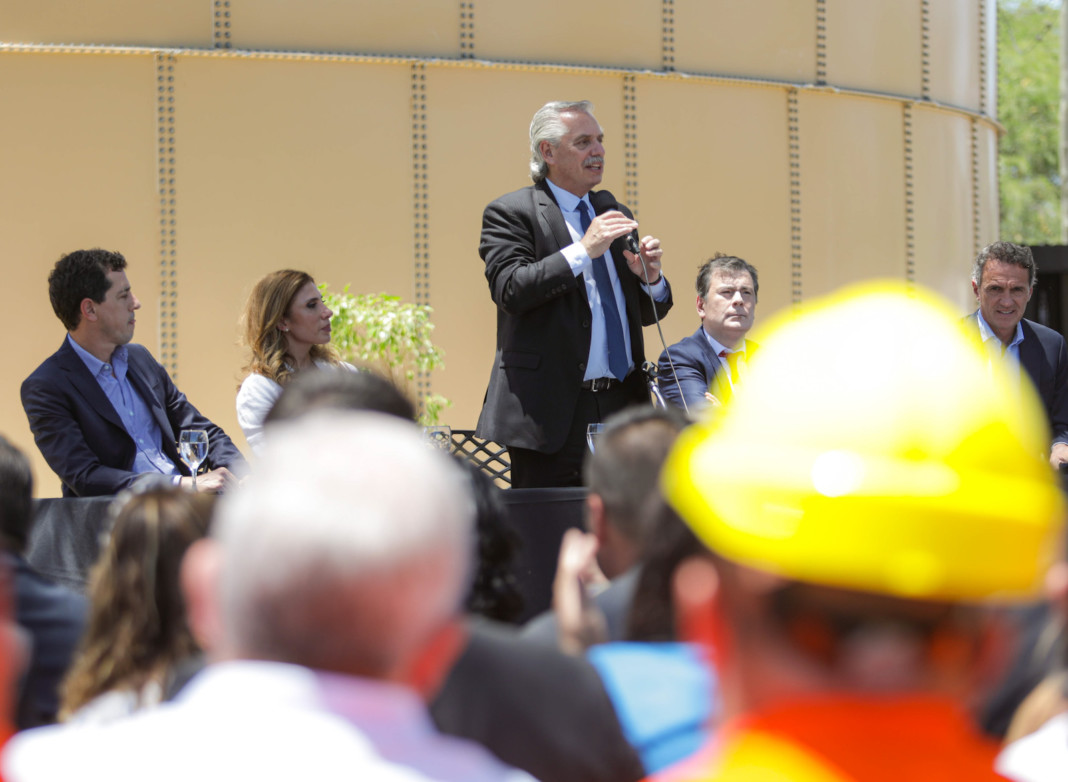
(657, 254), (758, 412)
(967, 241), (1068, 468)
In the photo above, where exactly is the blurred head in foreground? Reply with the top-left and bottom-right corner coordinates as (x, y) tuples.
(662, 281), (1065, 717)
(61, 488), (214, 720)
(187, 412), (472, 697)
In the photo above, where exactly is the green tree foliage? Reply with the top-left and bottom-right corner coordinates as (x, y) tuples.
(999, 0), (1061, 243)
(320, 285), (450, 425)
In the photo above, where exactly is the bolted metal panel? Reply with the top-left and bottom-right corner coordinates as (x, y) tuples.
(0, 51), (161, 497)
(926, 0), (982, 111)
(475, 0), (661, 69)
(672, 0), (817, 83)
(909, 107), (976, 310)
(636, 77), (793, 326)
(224, 0), (460, 57)
(797, 92), (907, 298)
(0, 0), (212, 48)
(156, 53), (179, 377)
(825, 0), (923, 97)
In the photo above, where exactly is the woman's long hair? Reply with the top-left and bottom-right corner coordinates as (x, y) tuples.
(240, 269), (340, 386)
(59, 489), (214, 720)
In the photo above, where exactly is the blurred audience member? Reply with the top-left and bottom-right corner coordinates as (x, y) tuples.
(0, 436), (86, 729)
(237, 269), (353, 452)
(523, 406), (689, 652)
(461, 465), (523, 624)
(264, 365), (415, 426)
(4, 414), (532, 781)
(265, 370), (640, 782)
(58, 488), (212, 724)
(650, 283), (1063, 781)
(997, 561), (1068, 781)
(586, 506), (715, 774)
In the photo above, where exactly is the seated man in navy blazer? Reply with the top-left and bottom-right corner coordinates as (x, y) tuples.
(21, 249), (247, 497)
(657, 253), (758, 413)
(967, 241), (1068, 468)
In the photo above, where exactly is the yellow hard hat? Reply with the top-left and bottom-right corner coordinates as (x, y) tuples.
(662, 281), (1065, 602)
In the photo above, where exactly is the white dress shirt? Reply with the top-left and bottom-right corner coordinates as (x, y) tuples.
(3, 660), (534, 782)
(544, 179), (668, 381)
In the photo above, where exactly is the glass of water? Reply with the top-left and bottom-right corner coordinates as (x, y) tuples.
(423, 426), (452, 452)
(586, 423), (605, 453)
(179, 430), (209, 490)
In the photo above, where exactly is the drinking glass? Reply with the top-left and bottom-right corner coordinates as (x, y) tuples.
(586, 423), (606, 453)
(179, 430), (209, 490)
(423, 426), (452, 452)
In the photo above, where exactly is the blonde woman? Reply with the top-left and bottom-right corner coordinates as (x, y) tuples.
(236, 270), (352, 452)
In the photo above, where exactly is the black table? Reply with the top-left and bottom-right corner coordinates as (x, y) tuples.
(26, 489), (587, 621)
(27, 497), (113, 594)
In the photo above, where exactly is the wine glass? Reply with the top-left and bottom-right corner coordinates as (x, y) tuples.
(178, 430), (209, 491)
(422, 426), (452, 452)
(586, 423), (605, 453)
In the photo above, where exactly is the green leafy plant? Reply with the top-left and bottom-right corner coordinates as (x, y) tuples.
(320, 285), (451, 425)
(999, 0), (1061, 243)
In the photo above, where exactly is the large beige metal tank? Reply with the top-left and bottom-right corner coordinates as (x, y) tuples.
(1, 1), (997, 495)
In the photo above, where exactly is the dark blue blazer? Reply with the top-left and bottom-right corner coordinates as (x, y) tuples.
(657, 327), (756, 411)
(967, 313), (1068, 446)
(21, 338), (247, 497)
(13, 554), (87, 728)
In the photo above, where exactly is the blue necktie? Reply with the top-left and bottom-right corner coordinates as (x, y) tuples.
(578, 201), (630, 381)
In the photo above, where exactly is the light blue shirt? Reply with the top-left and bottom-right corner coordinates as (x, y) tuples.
(544, 179), (668, 381)
(975, 310), (1025, 397)
(67, 336), (181, 479)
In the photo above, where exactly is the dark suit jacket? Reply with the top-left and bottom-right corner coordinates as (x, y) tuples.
(476, 181), (673, 453)
(967, 314), (1068, 445)
(657, 328), (756, 411)
(520, 567), (640, 648)
(431, 619), (645, 782)
(12, 555), (87, 729)
(21, 338), (247, 497)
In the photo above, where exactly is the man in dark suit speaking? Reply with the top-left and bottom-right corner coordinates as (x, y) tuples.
(476, 100), (673, 488)
(967, 241), (1068, 467)
(21, 249), (246, 497)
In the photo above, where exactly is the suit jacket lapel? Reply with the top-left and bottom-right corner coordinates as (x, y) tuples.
(55, 339), (126, 431)
(125, 351), (176, 443)
(1017, 320), (1043, 385)
(535, 180), (574, 252)
(694, 328), (723, 374)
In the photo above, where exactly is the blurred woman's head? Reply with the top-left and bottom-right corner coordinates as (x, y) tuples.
(241, 269), (339, 384)
(60, 488), (215, 719)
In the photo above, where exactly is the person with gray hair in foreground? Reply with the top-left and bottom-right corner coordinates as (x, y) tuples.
(2, 413), (534, 782)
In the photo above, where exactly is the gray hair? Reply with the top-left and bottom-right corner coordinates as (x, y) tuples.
(972, 241), (1037, 289)
(214, 411), (473, 677)
(529, 100), (594, 183)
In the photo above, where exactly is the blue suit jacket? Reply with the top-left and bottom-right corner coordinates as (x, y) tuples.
(21, 338), (247, 497)
(967, 313), (1068, 446)
(657, 327), (756, 411)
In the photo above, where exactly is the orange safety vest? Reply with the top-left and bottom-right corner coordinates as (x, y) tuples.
(649, 695), (1008, 781)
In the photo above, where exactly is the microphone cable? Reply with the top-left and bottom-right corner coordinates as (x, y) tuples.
(626, 233), (690, 417)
